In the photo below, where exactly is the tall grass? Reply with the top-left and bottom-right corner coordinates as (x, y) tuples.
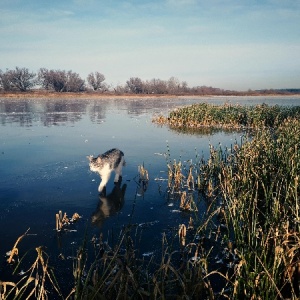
(163, 115), (300, 298)
(157, 104), (300, 298)
(65, 224), (218, 299)
(218, 117), (300, 299)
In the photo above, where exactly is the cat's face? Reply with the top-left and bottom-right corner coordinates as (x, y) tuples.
(87, 155), (99, 172)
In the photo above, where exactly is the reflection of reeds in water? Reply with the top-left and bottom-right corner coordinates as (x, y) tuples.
(186, 165), (194, 190)
(137, 164), (149, 197)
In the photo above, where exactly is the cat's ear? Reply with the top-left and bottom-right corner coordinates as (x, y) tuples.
(87, 155), (93, 162)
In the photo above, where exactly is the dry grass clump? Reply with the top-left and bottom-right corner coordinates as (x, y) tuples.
(1, 229), (62, 300)
(55, 210), (81, 231)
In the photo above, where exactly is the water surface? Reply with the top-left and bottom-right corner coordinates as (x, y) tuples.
(0, 95), (299, 291)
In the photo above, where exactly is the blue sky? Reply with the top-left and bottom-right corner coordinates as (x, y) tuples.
(1, 0), (299, 91)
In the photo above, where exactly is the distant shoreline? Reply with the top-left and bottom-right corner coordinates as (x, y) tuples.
(0, 91), (181, 99)
(1, 91), (300, 100)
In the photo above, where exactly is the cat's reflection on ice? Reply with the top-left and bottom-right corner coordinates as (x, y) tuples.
(91, 178), (127, 227)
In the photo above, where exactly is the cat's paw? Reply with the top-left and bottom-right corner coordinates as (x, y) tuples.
(98, 186), (106, 196)
(114, 176), (122, 184)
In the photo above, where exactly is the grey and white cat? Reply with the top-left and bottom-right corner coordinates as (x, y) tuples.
(87, 148), (125, 193)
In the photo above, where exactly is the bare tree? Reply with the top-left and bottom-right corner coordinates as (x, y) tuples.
(38, 68), (85, 92)
(0, 69), (13, 91)
(11, 67), (37, 91)
(181, 81), (189, 93)
(167, 77), (181, 94)
(0, 67), (36, 91)
(149, 78), (168, 94)
(87, 72), (105, 91)
(113, 84), (129, 94)
(126, 77), (144, 94)
(38, 68), (66, 92)
(66, 70), (85, 92)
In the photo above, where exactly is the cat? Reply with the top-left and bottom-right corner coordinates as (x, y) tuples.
(87, 148), (125, 193)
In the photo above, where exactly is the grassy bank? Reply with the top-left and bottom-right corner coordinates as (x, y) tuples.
(0, 90), (182, 99)
(1, 91), (300, 100)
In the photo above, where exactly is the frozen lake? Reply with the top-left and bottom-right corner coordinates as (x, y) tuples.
(0, 95), (299, 292)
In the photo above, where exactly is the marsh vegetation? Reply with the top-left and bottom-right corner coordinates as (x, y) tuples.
(153, 102), (300, 130)
(1, 100), (300, 299)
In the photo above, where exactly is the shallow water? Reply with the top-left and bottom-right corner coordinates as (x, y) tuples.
(0, 95), (299, 292)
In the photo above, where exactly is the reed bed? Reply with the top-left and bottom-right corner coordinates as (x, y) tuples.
(218, 117), (300, 299)
(153, 103), (300, 130)
(164, 115), (300, 298)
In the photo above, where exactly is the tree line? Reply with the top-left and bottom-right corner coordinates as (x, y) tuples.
(0, 67), (107, 93)
(0, 67), (299, 95)
(0, 67), (191, 94)
(0, 66), (226, 95)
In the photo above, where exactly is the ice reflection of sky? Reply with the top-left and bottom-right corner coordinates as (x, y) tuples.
(0, 95), (299, 290)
